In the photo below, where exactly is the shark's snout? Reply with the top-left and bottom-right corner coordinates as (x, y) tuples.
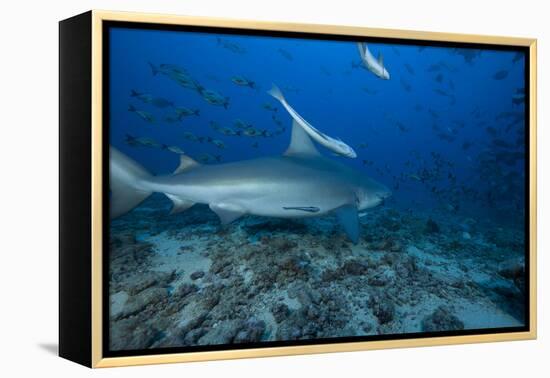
(379, 187), (392, 200)
(375, 188), (392, 206)
(356, 182), (391, 210)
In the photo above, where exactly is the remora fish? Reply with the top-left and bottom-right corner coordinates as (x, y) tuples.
(356, 43), (390, 80)
(267, 84), (357, 158)
(109, 121), (390, 243)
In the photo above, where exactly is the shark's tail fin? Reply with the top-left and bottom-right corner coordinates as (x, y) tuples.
(109, 147), (153, 219)
(267, 84), (286, 103)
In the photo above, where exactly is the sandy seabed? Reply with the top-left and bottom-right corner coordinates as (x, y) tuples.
(108, 194), (525, 351)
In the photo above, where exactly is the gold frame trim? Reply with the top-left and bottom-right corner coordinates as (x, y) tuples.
(90, 9), (537, 368)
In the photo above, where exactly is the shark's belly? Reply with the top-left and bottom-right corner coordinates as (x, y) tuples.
(162, 178), (350, 217)
(239, 180), (352, 218)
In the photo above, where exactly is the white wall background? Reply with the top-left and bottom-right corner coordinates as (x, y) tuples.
(0, 0), (546, 376)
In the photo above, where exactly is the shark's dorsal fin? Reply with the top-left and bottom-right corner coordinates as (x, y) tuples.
(173, 155), (200, 175)
(284, 120), (321, 157)
(378, 52), (384, 66)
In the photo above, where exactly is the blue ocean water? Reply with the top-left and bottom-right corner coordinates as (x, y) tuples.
(107, 26), (527, 351)
(109, 27), (525, 220)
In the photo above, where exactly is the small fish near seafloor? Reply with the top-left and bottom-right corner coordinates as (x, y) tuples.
(216, 37), (246, 54)
(175, 107), (200, 119)
(109, 118), (390, 243)
(262, 103), (279, 112)
(125, 134), (161, 148)
(232, 76), (256, 89)
(128, 105), (154, 123)
(272, 115), (283, 126)
(197, 86), (230, 109)
(182, 131), (204, 143)
(361, 87), (378, 95)
(242, 127), (270, 138)
(211, 122), (241, 137)
(268, 84), (357, 158)
(493, 70), (509, 80)
(234, 119), (253, 129)
(512, 96), (525, 106)
(454, 48), (481, 64)
(278, 48), (293, 61)
(148, 62), (200, 91)
(197, 153), (223, 164)
(130, 90), (174, 108)
(206, 137), (226, 149)
(163, 115), (180, 124)
(400, 77), (412, 92)
(512, 52), (524, 64)
(512, 88), (525, 106)
(148, 63), (187, 76)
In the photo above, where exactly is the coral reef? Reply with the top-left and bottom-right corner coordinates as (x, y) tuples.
(109, 195), (526, 351)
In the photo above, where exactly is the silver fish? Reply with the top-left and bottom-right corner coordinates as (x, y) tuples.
(197, 87), (230, 109)
(128, 105), (154, 123)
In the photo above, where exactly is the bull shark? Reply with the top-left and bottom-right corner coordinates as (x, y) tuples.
(357, 42), (390, 80)
(110, 121), (390, 243)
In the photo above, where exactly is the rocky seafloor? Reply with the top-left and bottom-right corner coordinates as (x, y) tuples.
(108, 194), (526, 351)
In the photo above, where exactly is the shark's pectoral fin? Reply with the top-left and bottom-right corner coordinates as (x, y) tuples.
(335, 204), (360, 244)
(210, 203), (245, 225)
(165, 194), (195, 214)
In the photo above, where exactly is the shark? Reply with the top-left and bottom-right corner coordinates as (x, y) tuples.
(357, 42), (390, 80)
(110, 120), (390, 243)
